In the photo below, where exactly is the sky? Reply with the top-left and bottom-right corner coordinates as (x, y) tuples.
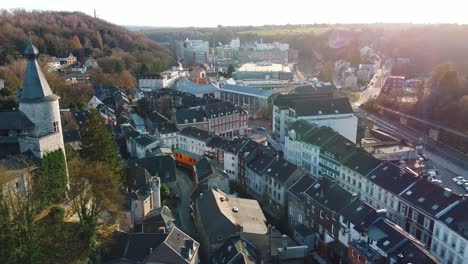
(3, 0), (468, 27)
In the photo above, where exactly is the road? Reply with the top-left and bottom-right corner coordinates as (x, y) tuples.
(174, 168), (196, 236)
(354, 60), (392, 107)
(357, 109), (468, 194)
(247, 119), (283, 151)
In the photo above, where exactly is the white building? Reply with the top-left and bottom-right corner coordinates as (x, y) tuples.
(432, 200), (468, 264)
(139, 71), (180, 92)
(274, 95), (357, 143)
(183, 39), (209, 65)
(16, 42), (65, 158)
(177, 127), (213, 156)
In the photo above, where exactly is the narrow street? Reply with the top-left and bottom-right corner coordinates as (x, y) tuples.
(174, 168), (196, 236)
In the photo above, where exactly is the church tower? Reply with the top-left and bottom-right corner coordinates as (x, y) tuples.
(17, 42), (65, 158)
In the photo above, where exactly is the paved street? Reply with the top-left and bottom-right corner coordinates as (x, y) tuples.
(247, 119), (283, 151)
(174, 168), (196, 236)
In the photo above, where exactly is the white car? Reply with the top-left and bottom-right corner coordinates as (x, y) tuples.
(457, 180), (465, 186)
(431, 179), (443, 185)
(453, 176), (464, 183)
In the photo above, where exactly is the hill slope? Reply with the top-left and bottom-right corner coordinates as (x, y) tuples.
(0, 10), (172, 73)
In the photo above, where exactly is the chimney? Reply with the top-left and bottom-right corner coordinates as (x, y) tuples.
(185, 239), (194, 251)
(149, 247), (153, 254)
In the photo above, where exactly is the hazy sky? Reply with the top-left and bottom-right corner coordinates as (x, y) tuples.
(4, 0), (467, 27)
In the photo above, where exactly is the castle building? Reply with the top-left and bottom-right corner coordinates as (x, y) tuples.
(0, 42), (65, 159)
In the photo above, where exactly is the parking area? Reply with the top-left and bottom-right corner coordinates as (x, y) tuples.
(418, 155), (466, 195)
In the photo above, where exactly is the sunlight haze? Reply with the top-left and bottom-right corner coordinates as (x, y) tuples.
(4, 0), (468, 27)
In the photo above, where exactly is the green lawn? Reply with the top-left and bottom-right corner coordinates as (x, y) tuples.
(239, 26), (331, 36)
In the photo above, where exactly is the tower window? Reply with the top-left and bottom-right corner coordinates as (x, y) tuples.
(53, 121), (59, 132)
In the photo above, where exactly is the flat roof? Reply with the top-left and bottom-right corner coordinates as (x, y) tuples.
(220, 84), (273, 98)
(237, 62), (291, 73)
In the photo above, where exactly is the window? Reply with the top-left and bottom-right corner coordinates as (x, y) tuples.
(412, 211), (418, 221)
(451, 237), (458, 250)
(422, 233), (429, 244)
(432, 241), (438, 253)
(331, 224), (335, 236)
(53, 121), (59, 132)
(320, 210), (324, 219)
(435, 227), (440, 237)
(459, 240), (466, 255)
(298, 214), (303, 223)
(410, 225), (417, 236)
(443, 232), (448, 243)
(423, 217), (431, 229)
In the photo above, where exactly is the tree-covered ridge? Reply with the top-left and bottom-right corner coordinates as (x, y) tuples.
(0, 10), (173, 75)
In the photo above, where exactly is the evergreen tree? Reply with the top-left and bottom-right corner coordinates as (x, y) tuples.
(80, 109), (120, 171)
(227, 64), (235, 78)
(36, 149), (68, 208)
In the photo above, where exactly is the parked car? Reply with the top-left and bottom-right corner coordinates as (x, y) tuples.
(256, 126), (266, 131)
(452, 176), (464, 183)
(420, 154), (429, 161)
(430, 178), (443, 185)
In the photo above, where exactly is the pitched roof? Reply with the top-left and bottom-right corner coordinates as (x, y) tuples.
(194, 157), (215, 183)
(62, 130), (81, 143)
(342, 149), (382, 176)
(194, 188), (267, 238)
(175, 108), (207, 125)
(287, 120), (317, 141)
(102, 231), (167, 263)
(127, 155), (176, 183)
(340, 199), (376, 226)
(400, 179), (461, 218)
(288, 175), (316, 199)
(204, 101), (243, 118)
(178, 126), (211, 142)
(437, 199), (468, 240)
(264, 157), (300, 184)
(247, 153), (274, 175)
(302, 126), (338, 147)
(320, 134), (357, 163)
(367, 219), (406, 254)
(220, 84), (273, 99)
(294, 82), (336, 95)
(0, 111), (34, 130)
(367, 162), (419, 195)
(124, 165), (151, 190)
(212, 237), (260, 264)
(135, 206), (176, 233)
(18, 42), (59, 103)
(148, 227), (200, 264)
(305, 176), (356, 212)
(388, 240), (438, 264)
(291, 97), (353, 117)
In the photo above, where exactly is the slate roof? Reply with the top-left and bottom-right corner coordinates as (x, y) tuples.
(204, 101), (243, 118)
(212, 236), (261, 264)
(124, 165), (151, 190)
(320, 134), (357, 162)
(127, 155), (176, 183)
(121, 124), (140, 140)
(340, 199), (376, 226)
(194, 157), (215, 183)
(18, 42), (59, 103)
(133, 134), (159, 147)
(220, 84), (273, 99)
(247, 153), (274, 175)
(438, 199), (468, 240)
(342, 149), (382, 176)
(305, 176), (356, 212)
(288, 175), (316, 199)
(102, 231), (167, 263)
(177, 77), (219, 95)
(148, 227), (200, 264)
(287, 120), (317, 141)
(178, 126), (211, 142)
(0, 111), (34, 130)
(302, 126), (338, 147)
(367, 219), (406, 254)
(147, 111), (170, 124)
(175, 108), (207, 125)
(291, 97), (353, 117)
(264, 157), (300, 184)
(367, 162), (419, 195)
(400, 179), (461, 218)
(388, 240), (438, 264)
(135, 206), (176, 233)
(71, 110), (90, 128)
(63, 130), (81, 143)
